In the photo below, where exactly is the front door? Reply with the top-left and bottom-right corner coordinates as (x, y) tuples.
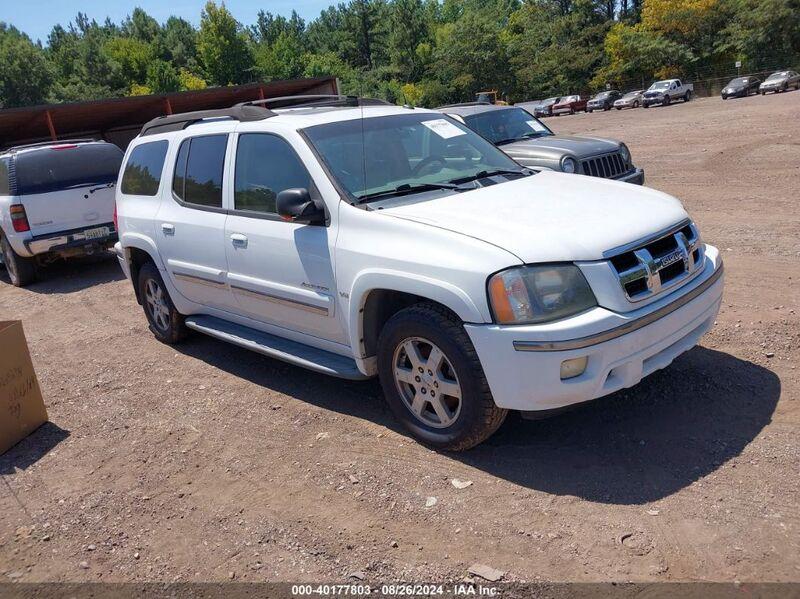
(155, 133), (232, 311)
(223, 132), (344, 344)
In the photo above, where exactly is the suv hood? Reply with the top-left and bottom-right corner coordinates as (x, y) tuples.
(502, 135), (620, 161)
(380, 171), (688, 263)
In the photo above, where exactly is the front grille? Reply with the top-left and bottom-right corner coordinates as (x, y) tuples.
(581, 152), (628, 179)
(608, 222), (704, 302)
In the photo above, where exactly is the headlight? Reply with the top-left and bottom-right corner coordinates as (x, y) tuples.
(619, 143), (631, 166)
(488, 264), (597, 325)
(561, 156), (577, 173)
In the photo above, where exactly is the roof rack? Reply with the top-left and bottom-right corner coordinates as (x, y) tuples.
(435, 101), (493, 109)
(4, 138), (98, 153)
(140, 105), (273, 137)
(236, 95), (393, 110)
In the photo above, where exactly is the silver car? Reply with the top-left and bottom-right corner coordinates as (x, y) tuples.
(759, 71), (800, 94)
(614, 90), (643, 110)
(439, 103), (644, 184)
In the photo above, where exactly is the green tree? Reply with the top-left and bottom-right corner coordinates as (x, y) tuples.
(154, 17), (198, 70)
(146, 60), (181, 92)
(122, 7), (161, 43)
(389, 0), (430, 80)
(197, 1), (253, 85)
(0, 23), (52, 107)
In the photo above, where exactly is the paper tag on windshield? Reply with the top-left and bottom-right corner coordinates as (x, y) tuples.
(422, 119), (466, 139)
(526, 120), (547, 132)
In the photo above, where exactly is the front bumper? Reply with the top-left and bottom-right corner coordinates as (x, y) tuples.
(465, 245), (723, 411)
(614, 168), (645, 185)
(24, 223), (117, 256)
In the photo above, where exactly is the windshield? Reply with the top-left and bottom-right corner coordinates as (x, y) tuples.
(623, 91), (640, 98)
(16, 143), (123, 196)
(729, 78), (748, 86)
(650, 81), (671, 90)
(767, 72), (786, 81)
(593, 92), (611, 99)
(304, 113), (524, 201)
(542, 97), (559, 106)
(463, 107), (552, 145)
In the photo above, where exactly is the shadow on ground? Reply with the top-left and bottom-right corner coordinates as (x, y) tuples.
(176, 337), (779, 506)
(0, 253), (123, 294)
(0, 422), (70, 475)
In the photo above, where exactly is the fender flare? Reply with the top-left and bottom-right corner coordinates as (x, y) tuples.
(348, 269), (487, 356)
(119, 232), (165, 271)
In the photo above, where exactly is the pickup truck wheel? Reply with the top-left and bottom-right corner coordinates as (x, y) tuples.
(663, 95), (671, 106)
(0, 234), (37, 287)
(138, 262), (187, 344)
(377, 303), (507, 451)
(684, 90), (692, 101)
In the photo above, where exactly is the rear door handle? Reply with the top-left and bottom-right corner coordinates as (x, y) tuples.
(230, 233), (248, 248)
(161, 223), (175, 235)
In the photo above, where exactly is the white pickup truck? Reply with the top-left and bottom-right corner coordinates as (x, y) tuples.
(115, 96), (724, 450)
(0, 140), (123, 286)
(642, 79), (694, 108)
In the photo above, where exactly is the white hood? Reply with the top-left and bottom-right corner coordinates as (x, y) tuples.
(380, 171), (689, 263)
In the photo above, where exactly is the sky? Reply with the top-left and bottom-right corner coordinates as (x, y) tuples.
(3, 0), (334, 44)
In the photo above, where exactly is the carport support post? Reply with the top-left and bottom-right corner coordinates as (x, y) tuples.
(45, 110), (57, 141)
(163, 98), (173, 115)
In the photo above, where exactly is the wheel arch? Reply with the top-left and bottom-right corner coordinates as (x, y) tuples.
(349, 271), (486, 361)
(120, 234), (164, 304)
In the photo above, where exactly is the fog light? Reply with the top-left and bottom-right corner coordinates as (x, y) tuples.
(560, 356), (588, 380)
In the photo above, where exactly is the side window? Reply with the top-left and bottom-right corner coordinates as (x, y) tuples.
(172, 134), (227, 208)
(234, 134), (311, 214)
(0, 158), (10, 196)
(120, 141), (168, 196)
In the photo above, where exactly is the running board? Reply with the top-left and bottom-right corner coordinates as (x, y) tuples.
(184, 315), (369, 380)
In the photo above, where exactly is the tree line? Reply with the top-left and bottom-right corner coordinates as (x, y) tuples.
(1, 0), (798, 109)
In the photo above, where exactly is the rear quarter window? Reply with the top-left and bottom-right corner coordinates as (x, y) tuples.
(15, 143), (123, 196)
(0, 158), (10, 196)
(121, 141), (168, 196)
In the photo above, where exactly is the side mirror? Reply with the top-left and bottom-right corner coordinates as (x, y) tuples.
(276, 188), (326, 225)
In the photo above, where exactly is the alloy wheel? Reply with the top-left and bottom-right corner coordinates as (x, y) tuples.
(392, 336), (462, 429)
(144, 278), (170, 331)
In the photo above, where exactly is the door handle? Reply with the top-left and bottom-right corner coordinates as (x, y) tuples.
(161, 223), (175, 235)
(230, 233), (248, 248)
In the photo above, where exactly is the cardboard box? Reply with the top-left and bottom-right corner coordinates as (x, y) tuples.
(0, 321), (48, 455)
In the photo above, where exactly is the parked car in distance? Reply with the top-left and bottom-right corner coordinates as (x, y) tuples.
(116, 96), (722, 450)
(587, 90), (622, 112)
(515, 99), (544, 114)
(533, 97), (561, 117)
(441, 103), (644, 184)
(721, 76), (761, 99)
(552, 95), (587, 115)
(642, 79), (694, 107)
(759, 71), (800, 94)
(614, 90), (643, 110)
(0, 139), (123, 287)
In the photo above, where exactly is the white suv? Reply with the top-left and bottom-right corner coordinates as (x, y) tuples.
(115, 96), (724, 450)
(0, 139), (123, 286)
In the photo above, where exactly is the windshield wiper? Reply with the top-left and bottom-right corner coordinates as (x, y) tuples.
(356, 182), (461, 203)
(495, 132), (547, 146)
(448, 168), (527, 185)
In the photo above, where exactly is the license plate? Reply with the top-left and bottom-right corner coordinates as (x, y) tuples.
(84, 226), (110, 240)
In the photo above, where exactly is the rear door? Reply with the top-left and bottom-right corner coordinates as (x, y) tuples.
(15, 143), (123, 236)
(154, 133), (234, 311)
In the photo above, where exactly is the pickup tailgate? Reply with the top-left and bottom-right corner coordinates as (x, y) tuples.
(15, 143), (122, 237)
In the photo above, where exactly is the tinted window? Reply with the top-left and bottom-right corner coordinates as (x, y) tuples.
(0, 158), (9, 196)
(172, 135), (227, 208)
(15, 143), (123, 196)
(234, 134), (311, 214)
(463, 107), (552, 145)
(121, 141), (168, 196)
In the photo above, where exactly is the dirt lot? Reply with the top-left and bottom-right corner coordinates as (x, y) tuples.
(1, 92), (799, 584)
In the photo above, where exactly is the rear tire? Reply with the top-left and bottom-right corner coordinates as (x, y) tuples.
(0, 234), (37, 287)
(137, 261), (187, 344)
(663, 95), (671, 106)
(377, 303), (507, 451)
(684, 90), (692, 102)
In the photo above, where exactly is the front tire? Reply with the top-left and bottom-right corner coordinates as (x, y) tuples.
(0, 234), (37, 287)
(663, 95), (671, 106)
(377, 303), (507, 451)
(137, 261), (187, 344)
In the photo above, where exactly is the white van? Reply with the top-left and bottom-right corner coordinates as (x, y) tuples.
(0, 139), (123, 286)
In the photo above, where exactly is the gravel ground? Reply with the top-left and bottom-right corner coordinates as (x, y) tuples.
(1, 91), (798, 584)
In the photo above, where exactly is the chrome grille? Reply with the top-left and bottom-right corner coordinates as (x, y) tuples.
(581, 152), (628, 179)
(608, 222), (704, 302)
